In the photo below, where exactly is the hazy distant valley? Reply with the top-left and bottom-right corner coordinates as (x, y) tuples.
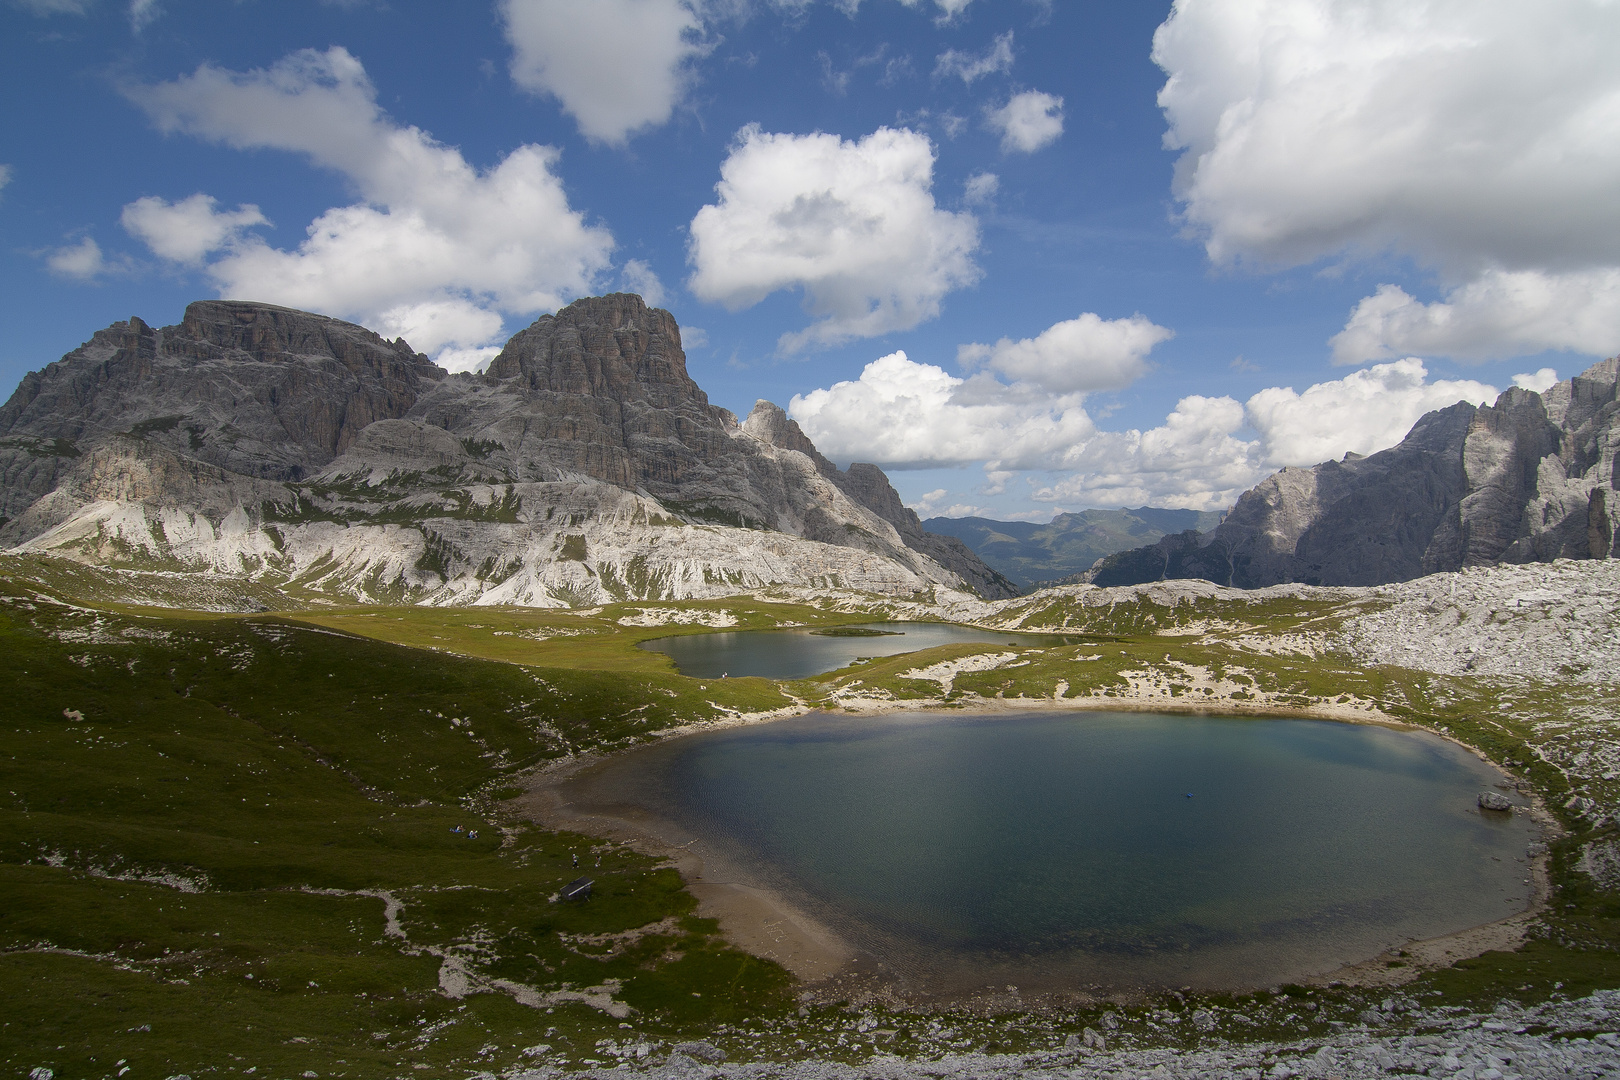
(922, 508), (1225, 590)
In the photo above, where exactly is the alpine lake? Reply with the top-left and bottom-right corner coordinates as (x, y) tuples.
(574, 624), (1542, 996)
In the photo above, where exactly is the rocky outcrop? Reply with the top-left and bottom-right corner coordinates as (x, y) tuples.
(0, 295), (1015, 604)
(1092, 359), (1620, 588)
(735, 400), (1016, 598)
(0, 302), (441, 497)
(833, 462), (1018, 601)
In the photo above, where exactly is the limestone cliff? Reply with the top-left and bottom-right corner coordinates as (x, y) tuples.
(1091, 359), (1620, 588)
(0, 295), (1016, 604)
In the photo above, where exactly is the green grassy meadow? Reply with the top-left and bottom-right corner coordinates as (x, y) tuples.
(2, 555), (1618, 1076)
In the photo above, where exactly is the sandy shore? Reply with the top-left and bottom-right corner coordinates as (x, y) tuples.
(511, 699), (1553, 1006)
(514, 750), (856, 983)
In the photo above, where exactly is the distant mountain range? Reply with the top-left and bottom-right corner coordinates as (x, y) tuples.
(7, 293), (1614, 604)
(922, 507), (1225, 591)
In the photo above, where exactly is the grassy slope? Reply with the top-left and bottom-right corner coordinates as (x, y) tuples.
(2, 558), (1618, 1075)
(0, 574), (793, 1080)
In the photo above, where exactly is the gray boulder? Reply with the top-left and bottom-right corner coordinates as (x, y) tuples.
(670, 1041), (726, 1063)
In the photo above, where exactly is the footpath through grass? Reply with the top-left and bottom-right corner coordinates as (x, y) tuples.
(0, 573), (793, 1080)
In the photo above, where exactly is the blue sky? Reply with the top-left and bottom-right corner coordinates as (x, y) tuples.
(3, 0), (1615, 519)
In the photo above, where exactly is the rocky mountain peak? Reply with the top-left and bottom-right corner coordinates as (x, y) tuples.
(1091, 357), (1620, 589)
(483, 293), (707, 410)
(0, 294), (1017, 602)
(742, 401), (833, 467)
(0, 300), (444, 507)
(171, 299), (435, 373)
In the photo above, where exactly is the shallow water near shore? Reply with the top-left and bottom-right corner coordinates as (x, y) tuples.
(562, 710), (1538, 995)
(638, 621), (1076, 679)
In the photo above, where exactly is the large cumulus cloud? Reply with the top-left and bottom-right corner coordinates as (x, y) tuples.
(687, 125), (981, 351)
(792, 327), (1520, 510)
(121, 47), (615, 367)
(1153, 0), (1620, 363)
(500, 0), (707, 146)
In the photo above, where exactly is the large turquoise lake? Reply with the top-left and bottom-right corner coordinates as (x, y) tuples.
(564, 710), (1537, 993)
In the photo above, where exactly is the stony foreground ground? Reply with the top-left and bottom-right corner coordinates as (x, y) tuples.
(500, 991), (1620, 1080)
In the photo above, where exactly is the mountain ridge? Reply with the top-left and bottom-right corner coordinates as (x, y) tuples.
(1089, 359), (1620, 588)
(0, 295), (1016, 604)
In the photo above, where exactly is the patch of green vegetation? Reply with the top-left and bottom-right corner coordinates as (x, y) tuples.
(0, 576), (798, 1079)
(558, 534), (588, 562)
(659, 500), (765, 530)
(1, 435), (81, 458)
(462, 437), (502, 459)
(128, 415), (183, 436)
(415, 530), (457, 579)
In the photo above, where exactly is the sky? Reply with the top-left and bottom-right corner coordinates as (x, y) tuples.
(2, 0), (1616, 521)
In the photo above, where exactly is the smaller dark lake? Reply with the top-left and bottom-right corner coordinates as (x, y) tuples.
(564, 711), (1538, 994)
(639, 621), (1074, 679)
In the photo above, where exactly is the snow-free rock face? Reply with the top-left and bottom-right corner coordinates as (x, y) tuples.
(1092, 359), (1620, 588)
(0, 300), (443, 526)
(0, 295), (1016, 603)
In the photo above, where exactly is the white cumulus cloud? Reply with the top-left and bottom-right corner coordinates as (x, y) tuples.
(986, 90), (1063, 153)
(1244, 359), (1498, 468)
(0, 164), (11, 199)
(129, 0), (160, 31)
(962, 171), (998, 205)
(120, 194), (267, 266)
(789, 351), (1097, 469)
(1153, 0), (1620, 363)
(1330, 270), (1620, 364)
(372, 299), (505, 360)
(687, 125), (980, 351)
(46, 237), (111, 281)
(124, 47), (615, 360)
(1031, 395), (1262, 511)
(618, 258), (667, 307)
(837, 0), (975, 17)
(958, 312), (1173, 394)
(501, 0), (706, 145)
(1513, 367), (1558, 393)
(933, 31), (1013, 84)
(791, 344), (1530, 510)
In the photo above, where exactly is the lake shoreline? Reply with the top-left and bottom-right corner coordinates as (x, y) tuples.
(511, 695), (1554, 1010)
